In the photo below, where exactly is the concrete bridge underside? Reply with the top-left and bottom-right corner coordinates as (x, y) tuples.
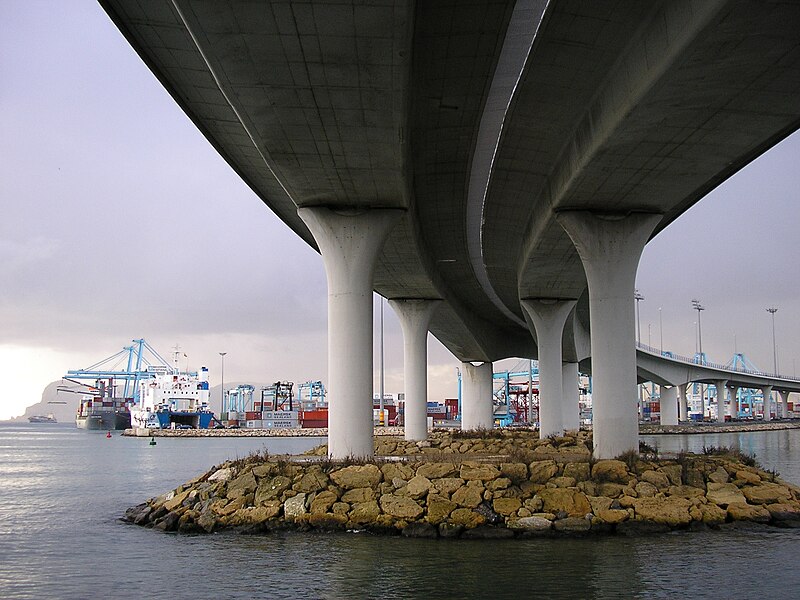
(102, 0), (800, 457)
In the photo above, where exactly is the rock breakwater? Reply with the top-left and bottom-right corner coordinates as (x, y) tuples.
(124, 431), (800, 538)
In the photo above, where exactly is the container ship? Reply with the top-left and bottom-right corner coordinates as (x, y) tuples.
(75, 379), (132, 430)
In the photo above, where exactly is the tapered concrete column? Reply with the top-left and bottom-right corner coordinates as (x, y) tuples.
(521, 299), (576, 437)
(729, 386), (740, 419)
(660, 386), (679, 426)
(713, 380), (728, 423)
(389, 299), (442, 441)
(678, 384), (689, 421)
(762, 386), (773, 421)
(461, 361), (494, 430)
(298, 207), (402, 458)
(562, 362), (581, 432)
(778, 390), (791, 419)
(557, 211), (661, 458)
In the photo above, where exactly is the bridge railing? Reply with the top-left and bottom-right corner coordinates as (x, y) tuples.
(635, 342), (799, 382)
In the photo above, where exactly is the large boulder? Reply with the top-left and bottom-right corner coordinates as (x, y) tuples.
(379, 494), (424, 519)
(640, 470), (671, 489)
(592, 460), (630, 484)
(226, 471), (257, 500)
(727, 502), (771, 523)
(708, 466), (730, 484)
(433, 477), (464, 496)
(553, 517), (591, 533)
(706, 483), (746, 506)
(595, 508), (629, 524)
(537, 488), (591, 517)
(341, 487), (375, 504)
(562, 462), (590, 482)
(501, 463), (529, 483)
(255, 476), (292, 504)
(330, 465), (382, 490)
(460, 463), (500, 481)
(283, 493), (307, 520)
(310, 491), (338, 514)
(492, 497), (522, 516)
(667, 484), (705, 499)
(449, 508), (485, 528)
(416, 462), (457, 479)
(207, 467), (233, 482)
(508, 516), (553, 531)
(349, 500), (381, 524)
(296, 470), (330, 493)
(452, 484), (484, 508)
(426, 496), (457, 524)
(529, 460), (559, 484)
(742, 482), (792, 505)
(633, 497), (692, 526)
(402, 475), (433, 499)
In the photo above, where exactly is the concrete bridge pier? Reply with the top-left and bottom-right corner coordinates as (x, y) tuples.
(729, 386), (740, 418)
(778, 390), (791, 419)
(562, 362), (581, 431)
(461, 361), (494, 430)
(714, 380), (728, 423)
(678, 384), (689, 421)
(521, 299), (576, 437)
(389, 299), (441, 441)
(660, 386), (679, 426)
(298, 207), (403, 458)
(762, 385), (773, 421)
(557, 210), (661, 458)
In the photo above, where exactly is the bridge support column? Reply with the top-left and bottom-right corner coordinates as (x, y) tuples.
(461, 361), (494, 430)
(728, 386), (739, 419)
(521, 299), (576, 437)
(678, 384), (689, 421)
(389, 299), (441, 441)
(778, 390), (791, 419)
(562, 362), (581, 432)
(713, 380), (728, 423)
(557, 211), (661, 458)
(660, 386), (679, 426)
(298, 207), (402, 458)
(762, 386), (773, 421)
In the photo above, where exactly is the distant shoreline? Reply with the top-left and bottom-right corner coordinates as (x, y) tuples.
(118, 421), (800, 438)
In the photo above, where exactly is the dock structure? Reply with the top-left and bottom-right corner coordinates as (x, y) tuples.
(102, 1), (800, 458)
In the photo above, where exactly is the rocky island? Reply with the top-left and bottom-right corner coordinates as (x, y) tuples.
(124, 430), (800, 538)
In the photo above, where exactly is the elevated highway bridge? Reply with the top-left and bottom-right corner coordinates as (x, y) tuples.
(101, 0), (800, 457)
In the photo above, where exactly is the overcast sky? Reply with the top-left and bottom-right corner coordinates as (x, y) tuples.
(1, 2), (798, 420)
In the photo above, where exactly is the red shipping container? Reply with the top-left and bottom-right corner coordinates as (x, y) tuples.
(245, 411), (262, 420)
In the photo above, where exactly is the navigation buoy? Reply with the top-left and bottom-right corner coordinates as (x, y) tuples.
(149, 436), (156, 446)
(106, 431), (112, 438)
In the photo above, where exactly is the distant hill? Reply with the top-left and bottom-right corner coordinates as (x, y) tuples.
(12, 380), (79, 423)
(11, 380), (286, 424)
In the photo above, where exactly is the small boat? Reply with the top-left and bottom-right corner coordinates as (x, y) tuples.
(28, 414), (58, 424)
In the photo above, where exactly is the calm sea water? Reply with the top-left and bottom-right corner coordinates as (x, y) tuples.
(1, 423), (799, 600)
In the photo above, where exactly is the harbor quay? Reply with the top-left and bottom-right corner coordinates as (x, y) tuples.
(122, 421), (800, 438)
(124, 430), (800, 538)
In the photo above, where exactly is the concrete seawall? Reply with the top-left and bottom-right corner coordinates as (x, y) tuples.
(123, 431), (800, 538)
